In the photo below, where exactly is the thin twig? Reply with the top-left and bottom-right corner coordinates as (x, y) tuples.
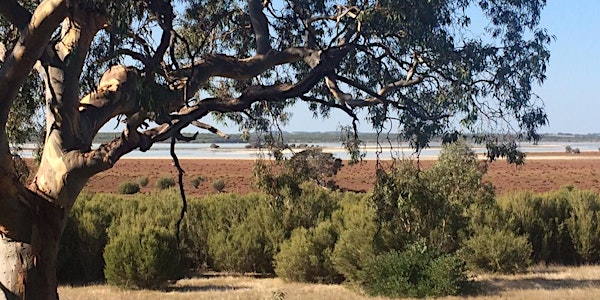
(170, 136), (187, 244)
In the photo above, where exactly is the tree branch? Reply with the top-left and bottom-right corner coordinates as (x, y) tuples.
(248, 0), (271, 54)
(0, 0), (32, 31)
(191, 121), (229, 139)
(0, 0), (67, 126)
(300, 95), (358, 122)
(145, 0), (175, 74)
(80, 46), (351, 173)
(172, 47), (319, 99)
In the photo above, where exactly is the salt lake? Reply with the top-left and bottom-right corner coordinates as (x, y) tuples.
(12, 141), (600, 160)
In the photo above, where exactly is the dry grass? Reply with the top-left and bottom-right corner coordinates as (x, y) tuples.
(58, 265), (600, 300)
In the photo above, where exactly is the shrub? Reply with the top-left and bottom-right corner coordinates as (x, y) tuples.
(57, 215), (83, 284)
(201, 193), (279, 273)
(426, 254), (472, 296)
(59, 190), (187, 285)
(275, 182), (341, 234)
(367, 140), (496, 254)
(137, 176), (149, 187)
(156, 177), (175, 190)
(462, 227), (532, 274)
(424, 140), (496, 252)
(369, 159), (429, 250)
(253, 148), (343, 198)
(330, 194), (377, 282)
(104, 224), (181, 289)
(565, 145), (572, 153)
(58, 193), (122, 284)
(498, 190), (577, 264)
(361, 243), (470, 298)
(566, 189), (600, 263)
(275, 221), (339, 283)
(118, 181), (140, 194)
(190, 176), (205, 188)
(212, 179), (225, 192)
(180, 199), (210, 270)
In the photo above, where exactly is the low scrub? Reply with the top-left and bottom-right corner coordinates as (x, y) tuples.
(156, 177), (176, 190)
(498, 188), (600, 265)
(118, 181), (140, 194)
(190, 176), (205, 188)
(57, 193), (121, 283)
(211, 179), (225, 192)
(462, 227), (532, 274)
(275, 221), (339, 283)
(361, 243), (471, 298)
(137, 176), (149, 187)
(566, 189), (600, 263)
(104, 224), (181, 289)
(199, 193), (279, 273)
(330, 193), (377, 283)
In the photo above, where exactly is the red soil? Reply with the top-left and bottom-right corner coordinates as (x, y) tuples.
(79, 152), (600, 196)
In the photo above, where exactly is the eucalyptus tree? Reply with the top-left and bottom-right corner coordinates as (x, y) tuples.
(0, 0), (550, 298)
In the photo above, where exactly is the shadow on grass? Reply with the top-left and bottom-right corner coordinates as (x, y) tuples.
(477, 277), (600, 296)
(166, 284), (250, 293)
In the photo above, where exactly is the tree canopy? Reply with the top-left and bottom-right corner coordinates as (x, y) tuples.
(0, 1), (552, 298)
(1, 0), (551, 162)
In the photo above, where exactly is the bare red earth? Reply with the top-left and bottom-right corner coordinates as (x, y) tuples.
(75, 152), (600, 196)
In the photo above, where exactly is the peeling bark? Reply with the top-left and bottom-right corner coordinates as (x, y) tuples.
(1, 151), (64, 299)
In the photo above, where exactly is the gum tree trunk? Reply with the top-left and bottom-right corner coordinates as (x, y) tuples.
(0, 146), (67, 299)
(0, 2), (69, 298)
(0, 1), (341, 298)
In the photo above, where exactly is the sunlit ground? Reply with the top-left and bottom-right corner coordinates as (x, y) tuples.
(59, 265), (600, 300)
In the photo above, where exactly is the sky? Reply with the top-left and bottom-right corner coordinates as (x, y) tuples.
(284, 1), (600, 134)
(101, 1), (600, 135)
(532, 0), (600, 134)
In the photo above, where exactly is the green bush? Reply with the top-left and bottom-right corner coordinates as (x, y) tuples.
(330, 193), (377, 282)
(368, 141), (495, 254)
(566, 189), (600, 263)
(137, 176), (149, 187)
(212, 179), (225, 192)
(253, 148), (343, 198)
(118, 181), (140, 194)
(498, 190), (577, 264)
(201, 193), (279, 273)
(59, 190), (184, 285)
(57, 216), (84, 284)
(104, 224), (181, 289)
(369, 159), (427, 250)
(275, 182), (341, 234)
(565, 145), (572, 153)
(426, 254), (472, 296)
(156, 177), (176, 190)
(190, 176), (205, 188)
(462, 227), (532, 274)
(180, 199), (210, 270)
(361, 243), (470, 298)
(424, 140), (497, 251)
(275, 221), (340, 283)
(58, 193), (122, 283)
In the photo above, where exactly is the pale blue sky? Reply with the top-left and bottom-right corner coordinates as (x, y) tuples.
(102, 1), (600, 134)
(280, 1), (600, 134)
(533, 0), (600, 134)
